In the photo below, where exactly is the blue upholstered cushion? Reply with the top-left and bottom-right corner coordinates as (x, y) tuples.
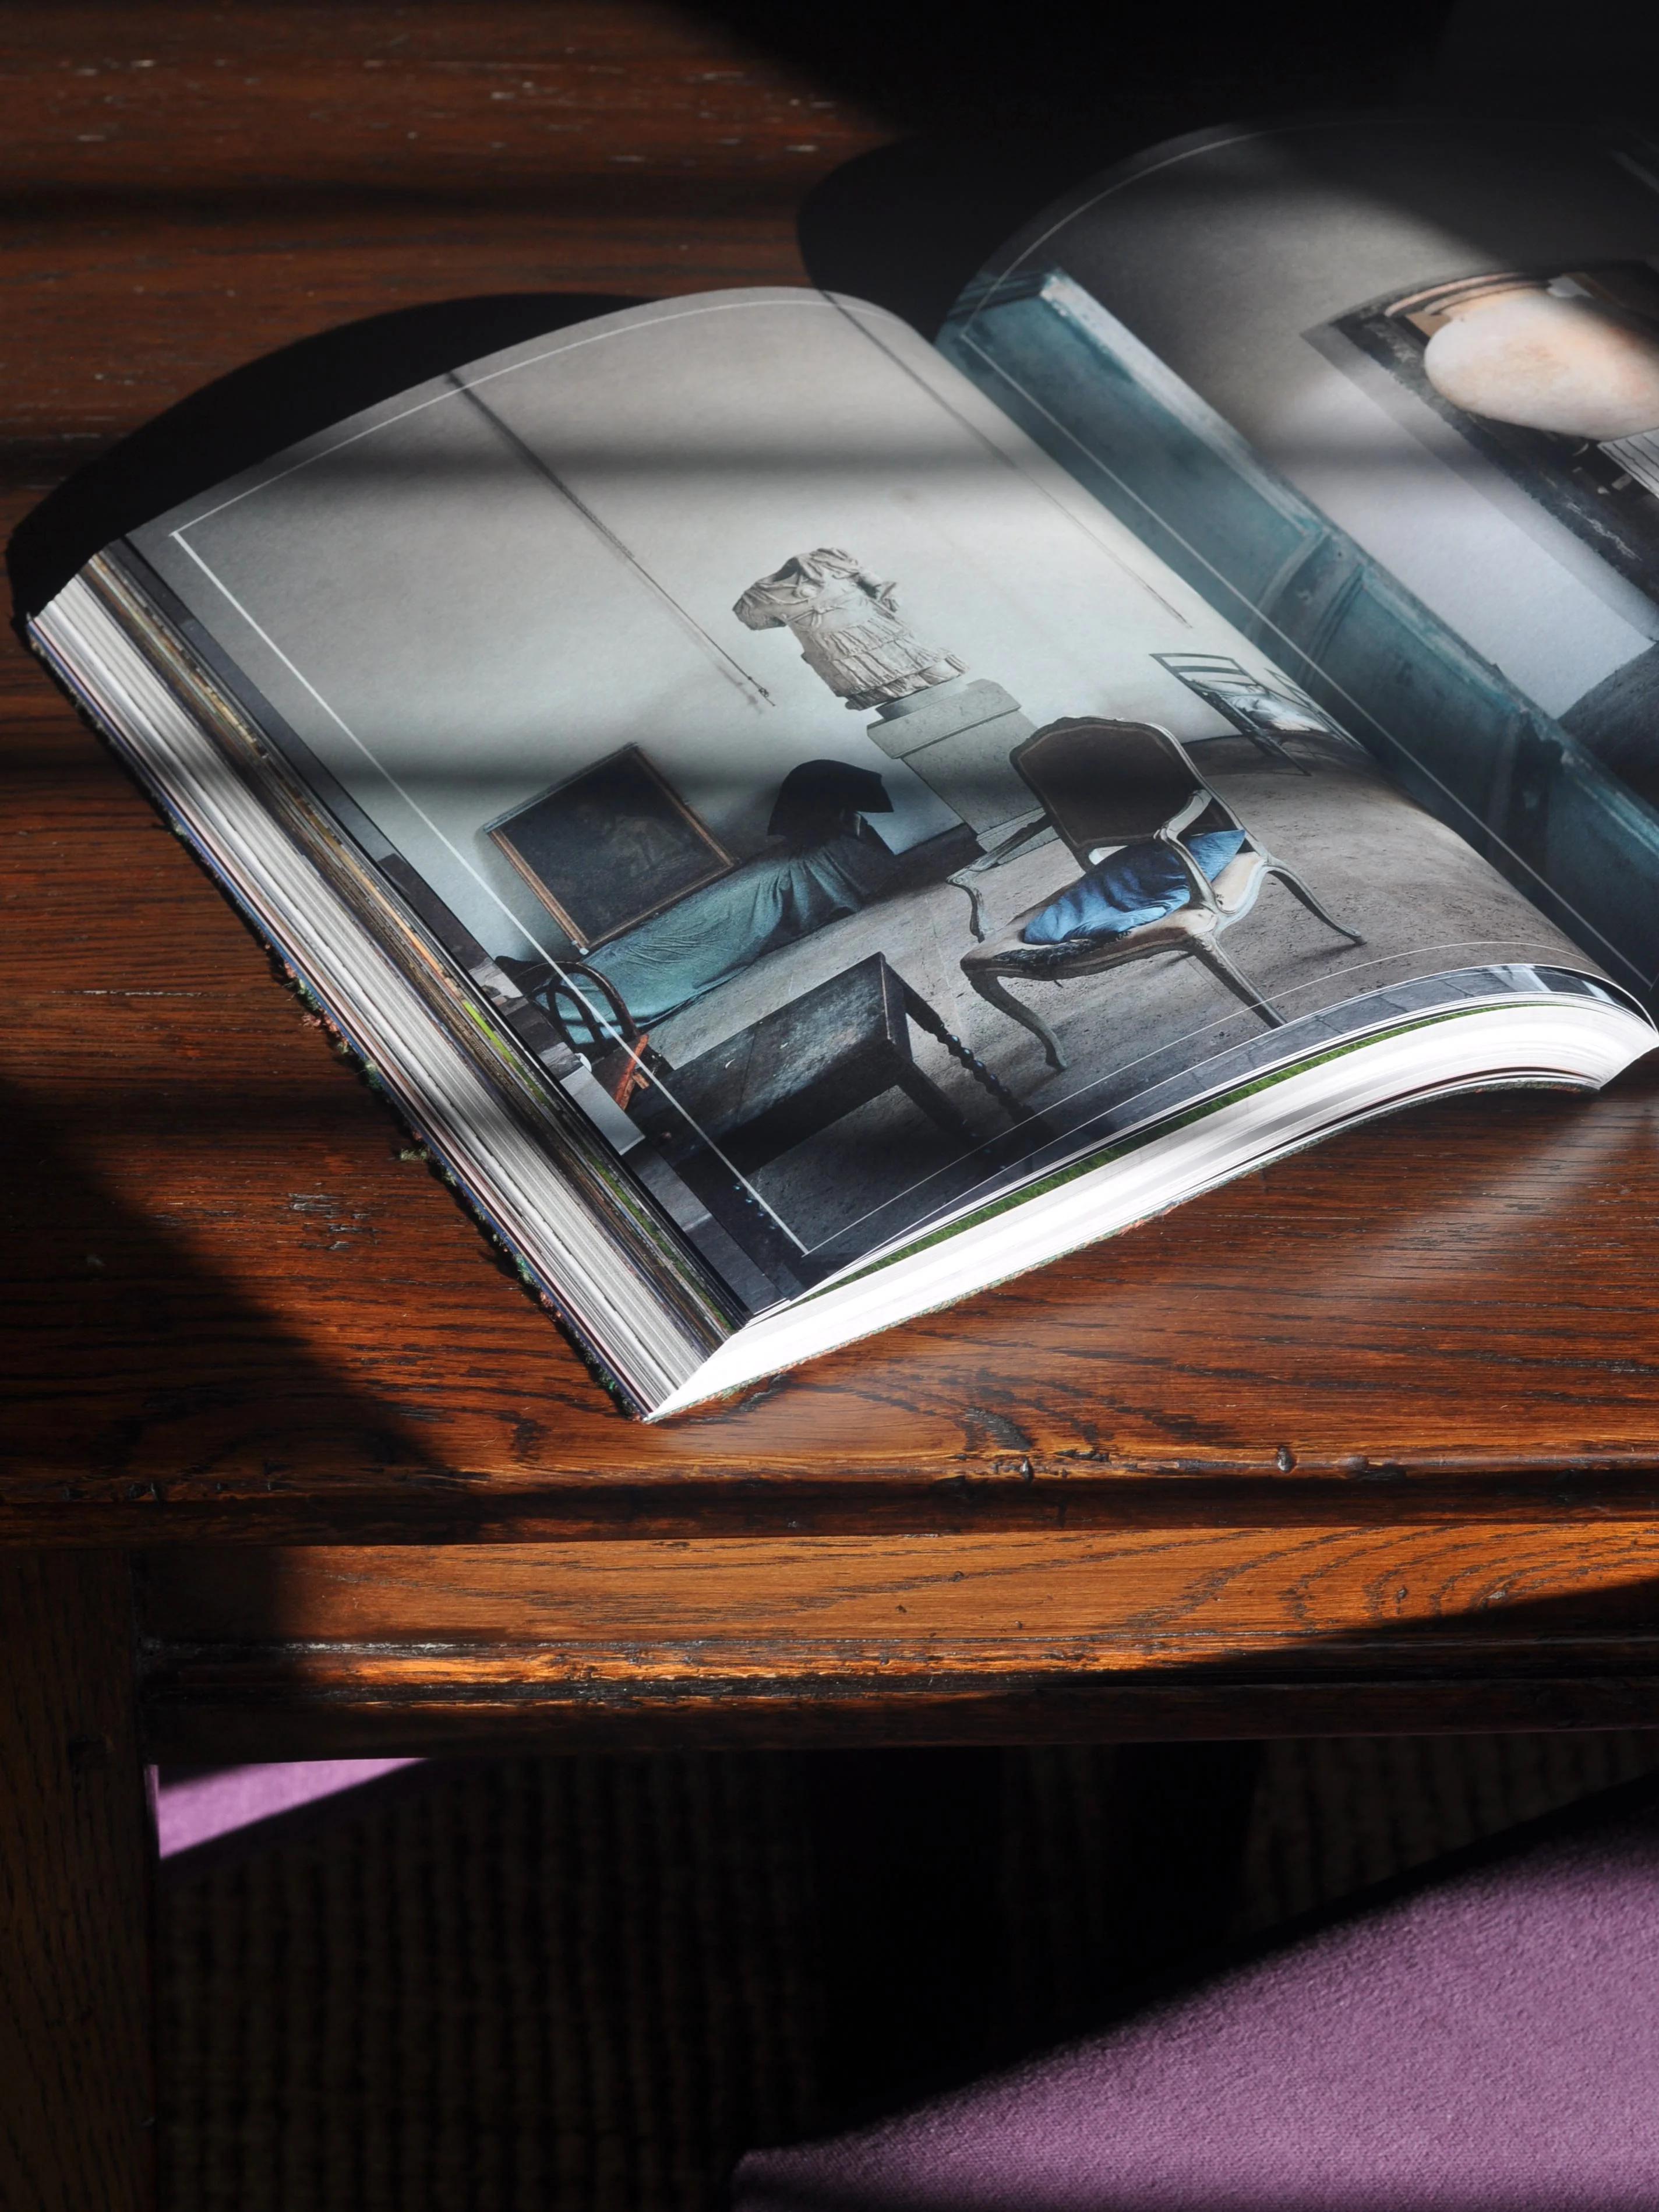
(1022, 829), (1246, 946)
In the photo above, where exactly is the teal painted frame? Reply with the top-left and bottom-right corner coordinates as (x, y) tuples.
(938, 270), (1659, 1000)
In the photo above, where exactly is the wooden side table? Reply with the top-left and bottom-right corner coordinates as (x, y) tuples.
(6, 10), (1659, 2208)
(627, 951), (1025, 1286)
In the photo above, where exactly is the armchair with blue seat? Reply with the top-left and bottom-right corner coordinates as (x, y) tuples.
(960, 717), (1364, 1075)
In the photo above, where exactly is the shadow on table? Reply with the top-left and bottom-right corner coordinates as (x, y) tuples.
(0, 1074), (458, 1518)
(693, 0), (1455, 338)
(690, 0), (1454, 136)
(4, 294), (658, 1520)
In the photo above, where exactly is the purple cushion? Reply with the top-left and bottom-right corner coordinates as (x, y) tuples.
(734, 1797), (1659, 2210)
(153, 1760), (422, 1859)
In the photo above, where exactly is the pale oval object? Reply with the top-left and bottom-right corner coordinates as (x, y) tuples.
(1423, 290), (1659, 439)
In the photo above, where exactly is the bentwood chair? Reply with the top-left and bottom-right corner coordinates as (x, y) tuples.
(960, 717), (1363, 1075)
(495, 954), (643, 1068)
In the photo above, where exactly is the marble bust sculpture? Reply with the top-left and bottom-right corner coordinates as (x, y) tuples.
(733, 548), (966, 711)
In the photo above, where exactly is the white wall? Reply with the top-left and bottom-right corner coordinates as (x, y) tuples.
(145, 292), (1307, 961)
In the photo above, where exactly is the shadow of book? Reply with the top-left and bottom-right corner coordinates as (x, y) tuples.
(0, 1065), (476, 1530)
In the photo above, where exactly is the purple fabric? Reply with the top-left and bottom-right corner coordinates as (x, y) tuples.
(734, 1804), (1659, 2211)
(153, 1760), (422, 1858)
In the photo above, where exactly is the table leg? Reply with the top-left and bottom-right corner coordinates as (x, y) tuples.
(0, 1552), (156, 2212)
(892, 1060), (980, 1146)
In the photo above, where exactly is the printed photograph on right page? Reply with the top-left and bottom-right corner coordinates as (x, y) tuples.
(947, 117), (1659, 1001)
(1327, 260), (1659, 805)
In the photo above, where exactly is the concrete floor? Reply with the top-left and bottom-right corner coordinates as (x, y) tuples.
(646, 732), (1577, 1273)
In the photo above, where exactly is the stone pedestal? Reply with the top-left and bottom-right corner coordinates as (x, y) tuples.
(866, 679), (1036, 844)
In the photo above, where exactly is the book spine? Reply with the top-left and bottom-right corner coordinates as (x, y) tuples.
(26, 605), (670, 1417)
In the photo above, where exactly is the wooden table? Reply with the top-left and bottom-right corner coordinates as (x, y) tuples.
(3, 5), (1657, 2206)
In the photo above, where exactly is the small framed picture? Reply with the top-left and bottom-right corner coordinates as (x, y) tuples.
(486, 745), (734, 950)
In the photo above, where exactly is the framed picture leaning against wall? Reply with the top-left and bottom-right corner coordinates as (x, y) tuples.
(487, 744), (735, 950)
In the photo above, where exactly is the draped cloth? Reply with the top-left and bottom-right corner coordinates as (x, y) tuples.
(581, 831), (909, 1026)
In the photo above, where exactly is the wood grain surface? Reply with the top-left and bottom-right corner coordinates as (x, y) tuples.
(138, 1524), (1659, 1755)
(6, 6), (1659, 1587)
(0, 1553), (155, 2212)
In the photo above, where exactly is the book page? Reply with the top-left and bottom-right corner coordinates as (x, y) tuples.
(126, 289), (1600, 1313)
(945, 117), (1659, 1006)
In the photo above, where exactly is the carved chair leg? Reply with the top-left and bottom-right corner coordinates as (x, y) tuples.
(948, 821), (1056, 944)
(950, 876), (989, 943)
(1268, 866), (1364, 944)
(1193, 939), (1286, 1028)
(966, 968), (1068, 1073)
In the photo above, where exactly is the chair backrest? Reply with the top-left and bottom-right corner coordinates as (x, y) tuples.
(1011, 717), (1207, 863)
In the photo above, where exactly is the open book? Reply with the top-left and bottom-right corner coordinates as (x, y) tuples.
(29, 114), (1659, 1419)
